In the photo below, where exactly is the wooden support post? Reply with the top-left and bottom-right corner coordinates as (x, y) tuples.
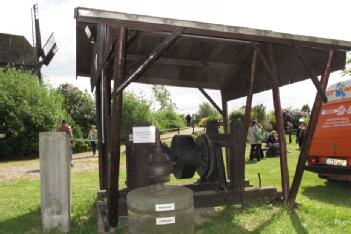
(221, 92), (230, 178)
(230, 120), (246, 190)
(101, 71), (111, 190)
(243, 49), (257, 134)
(113, 27), (183, 96)
(288, 50), (335, 206)
(199, 88), (223, 115)
(229, 49), (257, 191)
(267, 44), (289, 203)
(95, 79), (106, 190)
(292, 41), (328, 103)
(253, 43), (289, 203)
(107, 27), (127, 227)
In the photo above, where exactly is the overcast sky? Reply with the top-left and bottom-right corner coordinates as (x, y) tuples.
(1, 0), (351, 114)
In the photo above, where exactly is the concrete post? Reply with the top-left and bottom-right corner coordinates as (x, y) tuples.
(39, 132), (71, 232)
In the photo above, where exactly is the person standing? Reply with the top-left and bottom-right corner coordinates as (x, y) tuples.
(58, 120), (73, 166)
(186, 114), (191, 127)
(287, 122), (293, 144)
(247, 121), (261, 161)
(88, 125), (98, 157)
(298, 122), (307, 150)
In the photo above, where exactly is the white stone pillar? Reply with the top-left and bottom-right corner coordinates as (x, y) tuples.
(39, 132), (71, 232)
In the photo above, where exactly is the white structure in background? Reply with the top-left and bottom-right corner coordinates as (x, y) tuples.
(39, 132), (71, 232)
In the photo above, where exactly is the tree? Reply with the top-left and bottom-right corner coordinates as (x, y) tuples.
(57, 84), (95, 135)
(0, 69), (67, 159)
(252, 104), (266, 123)
(151, 85), (175, 111)
(197, 102), (220, 119)
(229, 108), (245, 122)
(121, 92), (152, 140)
(57, 83), (96, 152)
(301, 104), (310, 113)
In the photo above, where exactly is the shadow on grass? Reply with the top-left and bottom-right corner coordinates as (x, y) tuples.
(302, 181), (351, 208)
(288, 209), (308, 234)
(196, 201), (308, 234)
(0, 203), (98, 234)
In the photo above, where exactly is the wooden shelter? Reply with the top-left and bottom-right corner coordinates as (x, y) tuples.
(75, 7), (351, 229)
(0, 33), (37, 71)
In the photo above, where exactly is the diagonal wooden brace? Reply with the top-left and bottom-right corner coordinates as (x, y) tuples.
(113, 27), (183, 97)
(287, 50), (335, 207)
(199, 88), (223, 115)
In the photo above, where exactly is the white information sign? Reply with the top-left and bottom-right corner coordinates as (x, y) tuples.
(132, 126), (156, 143)
(156, 216), (175, 225)
(155, 203), (175, 212)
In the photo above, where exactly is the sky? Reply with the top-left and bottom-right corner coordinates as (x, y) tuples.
(1, 0), (351, 114)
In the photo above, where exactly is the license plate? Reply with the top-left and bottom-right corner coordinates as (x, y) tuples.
(326, 158), (347, 167)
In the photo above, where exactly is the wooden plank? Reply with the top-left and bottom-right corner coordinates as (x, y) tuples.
(107, 27), (127, 227)
(75, 7), (351, 50)
(288, 50), (335, 207)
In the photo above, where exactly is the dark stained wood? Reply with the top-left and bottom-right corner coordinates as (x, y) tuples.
(95, 77), (106, 190)
(288, 50), (335, 207)
(253, 43), (289, 202)
(292, 41), (328, 103)
(243, 49), (257, 133)
(266, 44), (289, 203)
(75, 8), (351, 51)
(198, 88), (223, 115)
(113, 27), (184, 97)
(230, 120), (246, 190)
(107, 27), (127, 227)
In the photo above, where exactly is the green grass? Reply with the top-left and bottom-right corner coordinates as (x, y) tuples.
(1, 139), (351, 233)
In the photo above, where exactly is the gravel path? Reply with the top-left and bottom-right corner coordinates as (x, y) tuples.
(0, 127), (204, 181)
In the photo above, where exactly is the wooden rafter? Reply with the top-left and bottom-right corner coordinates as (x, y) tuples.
(113, 27), (184, 97)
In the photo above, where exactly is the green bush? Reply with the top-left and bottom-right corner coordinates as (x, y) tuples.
(229, 108), (245, 122)
(121, 92), (152, 140)
(197, 102), (220, 119)
(0, 69), (67, 159)
(151, 107), (185, 130)
(57, 84), (95, 152)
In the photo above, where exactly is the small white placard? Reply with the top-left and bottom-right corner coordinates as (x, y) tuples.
(156, 216), (175, 225)
(132, 126), (156, 143)
(128, 134), (133, 142)
(155, 203), (175, 212)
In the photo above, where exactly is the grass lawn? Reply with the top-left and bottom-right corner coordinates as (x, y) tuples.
(0, 139), (350, 233)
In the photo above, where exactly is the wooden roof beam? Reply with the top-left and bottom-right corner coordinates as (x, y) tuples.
(112, 27), (184, 97)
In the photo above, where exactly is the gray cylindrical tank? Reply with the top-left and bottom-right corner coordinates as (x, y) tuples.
(127, 184), (194, 234)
